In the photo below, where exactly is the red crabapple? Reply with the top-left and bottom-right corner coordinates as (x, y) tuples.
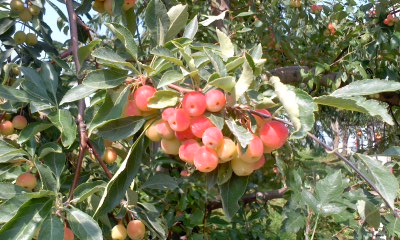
(237, 135), (264, 163)
(231, 156), (254, 176)
(12, 115), (28, 130)
(168, 109), (190, 132)
(162, 107), (175, 121)
(127, 220), (146, 240)
(111, 224), (127, 240)
(179, 139), (201, 164)
(252, 155), (265, 170)
(202, 127), (223, 149)
(175, 127), (196, 141)
(216, 137), (236, 163)
(64, 226), (74, 240)
(193, 146), (219, 172)
(161, 138), (181, 155)
(16, 172), (37, 191)
(122, 0), (136, 11)
(252, 109), (271, 128)
(182, 92), (206, 116)
(134, 85), (156, 112)
(205, 89), (226, 112)
(259, 121), (289, 153)
(156, 120), (175, 139)
(190, 115), (214, 138)
(0, 120), (14, 135)
(123, 99), (142, 117)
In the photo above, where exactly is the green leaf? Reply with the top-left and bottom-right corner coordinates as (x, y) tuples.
(0, 85), (30, 102)
(205, 112), (225, 130)
(94, 137), (145, 217)
(92, 47), (136, 71)
(208, 76), (236, 92)
(226, 57), (245, 72)
(78, 39), (101, 67)
(71, 181), (106, 204)
(219, 174), (249, 220)
(0, 195), (30, 223)
(216, 28), (234, 60)
(141, 174), (178, 190)
(183, 16), (198, 39)
(205, 48), (227, 77)
(234, 60), (253, 101)
(147, 90), (180, 109)
(151, 46), (183, 66)
(106, 23), (137, 60)
(270, 76), (317, 138)
(331, 79), (400, 97)
(0, 183), (25, 200)
(21, 67), (54, 106)
(158, 70), (184, 88)
(356, 154), (399, 210)
(382, 146), (400, 156)
(83, 69), (128, 89)
(0, 197), (53, 240)
(42, 153), (65, 181)
(18, 122), (53, 144)
(217, 163), (232, 185)
(282, 210), (306, 232)
(60, 84), (97, 105)
(35, 161), (58, 192)
(0, 139), (27, 163)
(315, 170), (345, 205)
(145, 0), (170, 45)
(357, 200), (381, 229)
(314, 95), (394, 125)
(40, 62), (59, 104)
(225, 118), (253, 148)
(166, 4), (189, 42)
(136, 203), (167, 239)
(97, 116), (146, 142)
(66, 206), (102, 240)
(48, 109), (77, 148)
(38, 143), (63, 159)
(37, 215), (64, 240)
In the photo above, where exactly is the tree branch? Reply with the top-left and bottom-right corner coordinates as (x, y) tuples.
(87, 140), (113, 180)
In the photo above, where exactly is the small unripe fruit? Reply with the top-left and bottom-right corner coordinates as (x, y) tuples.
(145, 120), (162, 142)
(0, 120), (14, 135)
(11, 66), (20, 76)
(161, 138), (181, 155)
(14, 31), (26, 45)
(205, 89), (226, 112)
(190, 115), (214, 138)
(231, 155), (254, 176)
(156, 120), (175, 139)
(237, 135), (264, 163)
(16, 172), (37, 191)
(103, 148), (118, 164)
(104, 0), (113, 15)
(111, 224), (127, 240)
(25, 33), (38, 46)
(179, 139), (201, 164)
(64, 227), (74, 240)
(202, 127), (223, 149)
(127, 220), (146, 240)
(19, 8), (33, 22)
(216, 137), (236, 163)
(180, 170), (190, 177)
(122, 0), (136, 11)
(92, 0), (105, 13)
(134, 85), (156, 112)
(259, 121), (289, 153)
(28, 5), (41, 16)
(175, 127), (196, 141)
(168, 109), (190, 132)
(182, 92), (206, 117)
(12, 115), (28, 130)
(123, 99), (142, 117)
(10, 0), (25, 12)
(193, 146), (218, 172)
(252, 155), (265, 170)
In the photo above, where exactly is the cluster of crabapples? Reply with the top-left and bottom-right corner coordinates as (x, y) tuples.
(9, 0), (42, 22)
(111, 220), (146, 240)
(383, 14), (399, 26)
(13, 31), (38, 46)
(123, 85), (289, 176)
(92, 0), (136, 15)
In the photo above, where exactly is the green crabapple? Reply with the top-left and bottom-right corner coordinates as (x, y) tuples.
(179, 139), (201, 164)
(216, 137), (237, 163)
(111, 224), (127, 240)
(182, 92), (206, 117)
(231, 155), (254, 176)
(205, 89), (226, 112)
(145, 120), (162, 142)
(202, 127), (223, 149)
(193, 146), (219, 172)
(161, 138), (181, 155)
(133, 85), (156, 112)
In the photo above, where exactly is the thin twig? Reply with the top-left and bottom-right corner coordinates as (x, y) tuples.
(87, 140), (113, 180)
(167, 84), (195, 93)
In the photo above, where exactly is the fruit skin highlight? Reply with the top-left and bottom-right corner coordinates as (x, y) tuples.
(127, 220), (146, 240)
(16, 172), (37, 191)
(103, 148), (118, 164)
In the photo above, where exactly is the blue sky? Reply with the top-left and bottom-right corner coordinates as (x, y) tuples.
(43, 1), (69, 42)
